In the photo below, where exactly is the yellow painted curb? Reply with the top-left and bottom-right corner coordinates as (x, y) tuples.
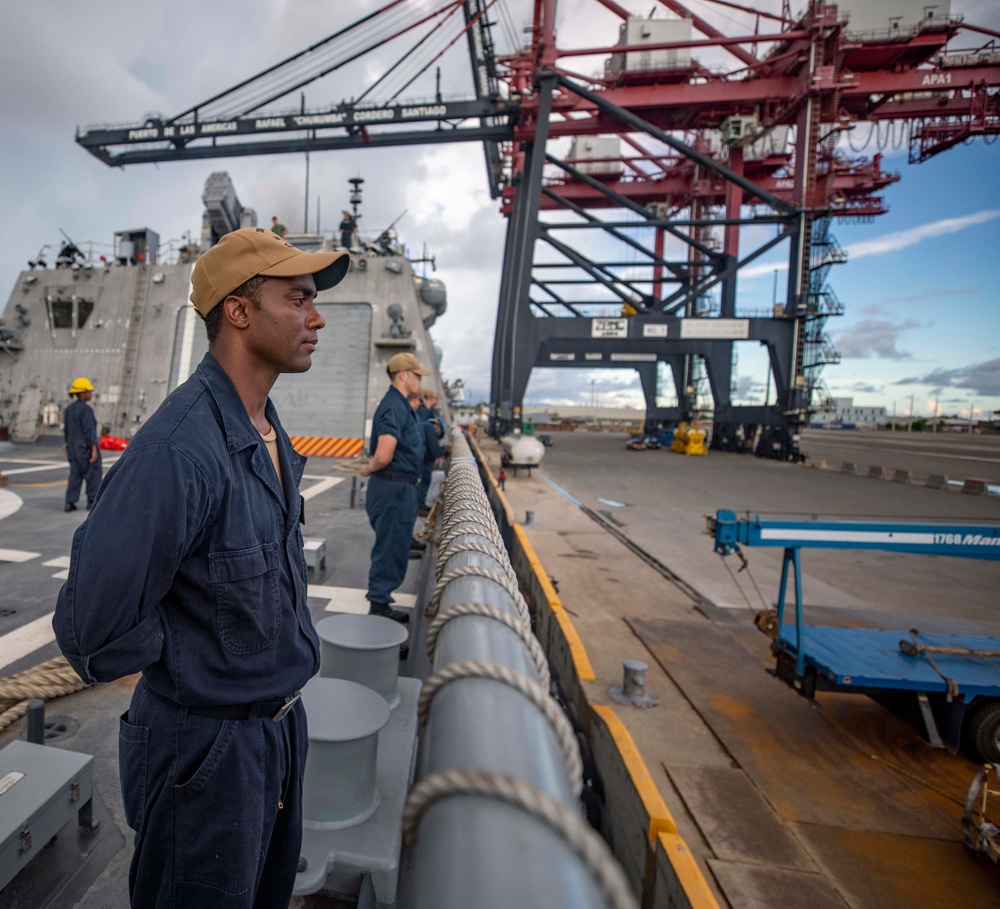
(656, 833), (722, 909)
(592, 704), (676, 841)
(513, 523), (596, 682)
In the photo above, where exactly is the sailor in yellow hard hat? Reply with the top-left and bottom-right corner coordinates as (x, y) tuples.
(64, 377), (101, 511)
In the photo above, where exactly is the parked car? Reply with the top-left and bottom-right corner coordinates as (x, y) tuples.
(643, 434), (661, 450)
(626, 435), (646, 451)
(537, 433), (553, 447)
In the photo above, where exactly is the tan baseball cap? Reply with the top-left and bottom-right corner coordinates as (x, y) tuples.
(387, 352), (431, 376)
(190, 227), (351, 317)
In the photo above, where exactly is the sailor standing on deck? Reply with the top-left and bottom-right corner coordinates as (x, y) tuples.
(361, 352), (430, 622)
(63, 376), (102, 512)
(339, 209), (357, 249)
(53, 227), (350, 909)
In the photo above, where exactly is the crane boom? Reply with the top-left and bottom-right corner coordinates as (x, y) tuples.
(711, 509), (1000, 561)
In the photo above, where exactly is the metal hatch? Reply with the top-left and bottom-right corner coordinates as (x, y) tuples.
(11, 387), (43, 442)
(269, 302), (372, 439)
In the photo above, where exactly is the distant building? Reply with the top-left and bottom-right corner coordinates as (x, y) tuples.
(523, 404), (645, 431)
(810, 397), (886, 429)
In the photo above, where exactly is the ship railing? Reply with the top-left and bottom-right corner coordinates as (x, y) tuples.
(407, 428), (638, 909)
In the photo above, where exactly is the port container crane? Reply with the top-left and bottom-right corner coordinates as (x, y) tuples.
(74, 1), (1000, 459)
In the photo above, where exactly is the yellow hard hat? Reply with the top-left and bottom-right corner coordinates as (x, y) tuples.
(69, 377), (94, 395)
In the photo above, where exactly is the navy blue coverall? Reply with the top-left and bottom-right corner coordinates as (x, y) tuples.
(365, 385), (424, 607)
(416, 418), (447, 509)
(54, 353), (319, 909)
(64, 396), (102, 508)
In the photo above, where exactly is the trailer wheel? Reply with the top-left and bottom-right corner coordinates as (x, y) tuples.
(965, 701), (1000, 762)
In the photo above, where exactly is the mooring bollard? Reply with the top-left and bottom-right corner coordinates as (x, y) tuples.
(608, 660), (659, 708)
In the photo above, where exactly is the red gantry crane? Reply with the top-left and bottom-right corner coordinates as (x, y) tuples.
(76, 0), (1000, 458)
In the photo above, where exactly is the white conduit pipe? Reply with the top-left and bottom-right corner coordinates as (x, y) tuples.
(406, 430), (639, 909)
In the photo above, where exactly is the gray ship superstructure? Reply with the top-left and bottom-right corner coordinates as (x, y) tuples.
(0, 172), (451, 452)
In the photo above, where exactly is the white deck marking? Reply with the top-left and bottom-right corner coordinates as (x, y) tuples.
(50, 570), (70, 580)
(0, 612), (55, 672)
(300, 476), (343, 500)
(0, 548), (40, 563)
(2, 462), (70, 476)
(43, 557), (72, 568)
(0, 490), (23, 521)
(308, 585), (415, 614)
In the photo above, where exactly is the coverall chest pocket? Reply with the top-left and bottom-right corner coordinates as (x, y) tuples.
(209, 542), (282, 654)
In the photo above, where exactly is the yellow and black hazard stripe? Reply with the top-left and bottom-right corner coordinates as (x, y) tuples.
(289, 436), (365, 458)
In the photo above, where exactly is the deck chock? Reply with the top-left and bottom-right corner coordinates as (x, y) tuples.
(841, 462), (856, 475)
(926, 474), (950, 490)
(294, 676), (420, 904)
(892, 469), (913, 484)
(962, 478), (989, 496)
(867, 465), (886, 480)
(303, 537), (327, 571)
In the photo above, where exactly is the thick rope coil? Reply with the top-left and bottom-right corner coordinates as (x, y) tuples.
(403, 769), (639, 909)
(417, 660), (581, 792)
(441, 507), (494, 527)
(442, 504), (491, 521)
(428, 565), (530, 622)
(426, 602), (550, 690)
(441, 476), (483, 490)
(444, 474), (488, 488)
(435, 540), (512, 581)
(442, 493), (490, 508)
(0, 656), (90, 733)
(438, 519), (506, 549)
(441, 508), (497, 530)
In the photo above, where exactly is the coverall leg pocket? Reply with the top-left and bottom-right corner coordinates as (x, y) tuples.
(118, 711), (149, 832)
(173, 716), (266, 897)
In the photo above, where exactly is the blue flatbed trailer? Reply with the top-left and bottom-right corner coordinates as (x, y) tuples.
(710, 510), (1000, 759)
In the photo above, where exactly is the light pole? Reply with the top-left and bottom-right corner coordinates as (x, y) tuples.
(907, 394), (914, 433)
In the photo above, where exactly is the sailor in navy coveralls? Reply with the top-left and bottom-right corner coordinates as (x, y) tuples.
(53, 228), (349, 909)
(361, 352), (430, 622)
(63, 376), (102, 511)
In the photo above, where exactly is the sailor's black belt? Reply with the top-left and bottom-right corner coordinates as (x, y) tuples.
(373, 470), (419, 485)
(146, 686), (301, 722)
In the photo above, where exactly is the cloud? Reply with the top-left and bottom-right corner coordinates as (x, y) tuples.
(844, 210), (1000, 259)
(832, 306), (921, 359)
(740, 210), (1000, 279)
(895, 359), (1000, 397)
(883, 285), (981, 303)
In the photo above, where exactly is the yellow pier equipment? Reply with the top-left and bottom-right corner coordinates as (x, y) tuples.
(670, 422), (708, 456)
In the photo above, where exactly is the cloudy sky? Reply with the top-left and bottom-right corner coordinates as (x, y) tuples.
(2, 0), (998, 420)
